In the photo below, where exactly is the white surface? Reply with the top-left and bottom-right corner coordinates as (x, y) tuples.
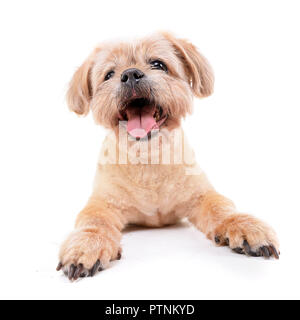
(0, 0), (299, 300)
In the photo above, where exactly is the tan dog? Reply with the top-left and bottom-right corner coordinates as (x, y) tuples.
(57, 32), (279, 281)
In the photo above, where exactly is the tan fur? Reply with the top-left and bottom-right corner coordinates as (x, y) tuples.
(58, 32), (279, 280)
(66, 47), (101, 115)
(161, 32), (214, 97)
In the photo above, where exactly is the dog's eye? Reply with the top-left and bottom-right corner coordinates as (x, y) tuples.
(104, 71), (115, 81)
(150, 60), (168, 72)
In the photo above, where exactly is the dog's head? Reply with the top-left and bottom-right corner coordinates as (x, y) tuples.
(67, 32), (214, 139)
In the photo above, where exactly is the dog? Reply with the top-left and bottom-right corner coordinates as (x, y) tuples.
(57, 32), (279, 281)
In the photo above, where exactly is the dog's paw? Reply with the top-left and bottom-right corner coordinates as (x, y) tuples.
(213, 214), (280, 259)
(56, 227), (122, 281)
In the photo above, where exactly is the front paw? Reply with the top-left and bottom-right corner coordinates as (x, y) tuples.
(213, 214), (280, 259)
(57, 227), (122, 281)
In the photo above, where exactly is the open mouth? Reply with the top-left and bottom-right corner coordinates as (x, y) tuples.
(119, 98), (167, 139)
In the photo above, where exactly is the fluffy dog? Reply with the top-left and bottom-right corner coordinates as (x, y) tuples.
(57, 32), (279, 281)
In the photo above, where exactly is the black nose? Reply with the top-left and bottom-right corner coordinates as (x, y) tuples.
(121, 68), (144, 85)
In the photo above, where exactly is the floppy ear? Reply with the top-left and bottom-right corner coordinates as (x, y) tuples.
(66, 48), (99, 115)
(162, 32), (214, 98)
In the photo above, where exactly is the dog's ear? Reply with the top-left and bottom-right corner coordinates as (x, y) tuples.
(162, 32), (214, 98)
(66, 48), (99, 115)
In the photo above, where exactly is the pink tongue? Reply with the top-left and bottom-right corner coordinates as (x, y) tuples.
(126, 106), (158, 139)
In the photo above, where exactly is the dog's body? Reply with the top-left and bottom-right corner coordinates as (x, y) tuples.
(57, 33), (279, 280)
(94, 128), (213, 227)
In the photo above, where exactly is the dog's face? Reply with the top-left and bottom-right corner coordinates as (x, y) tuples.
(67, 33), (214, 139)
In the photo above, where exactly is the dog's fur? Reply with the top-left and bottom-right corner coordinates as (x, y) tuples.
(57, 32), (279, 280)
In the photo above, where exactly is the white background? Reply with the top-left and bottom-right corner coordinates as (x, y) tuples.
(0, 0), (299, 300)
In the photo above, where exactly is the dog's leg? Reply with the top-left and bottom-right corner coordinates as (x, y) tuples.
(57, 197), (125, 280)
(189, 191), (280, 258)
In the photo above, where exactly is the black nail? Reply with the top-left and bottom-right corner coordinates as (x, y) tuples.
(243, 241), (258, 256)
(73, 264), (84, 281)
(261, 246), (270, 258)
(233, 247), (244, 254)
(90, 260), (100, 277)
(270, 245), (279, 259)
(68, 264), (76, 280)
(243, 240), (251, 255)
(56, 262), (63, 271)
(215, 236), (221, 244)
